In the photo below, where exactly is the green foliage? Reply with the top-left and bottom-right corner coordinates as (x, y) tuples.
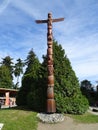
(16, 85), (28, 106)
(27, 88), (45, 111)
(0, 65), (13, 88)
(17, 41), (89, 114)
(16, 49), (46, 111)
(0, 56), (24, 89)
(0, 56), (14, 80)
(0, 56), (14, 88)
(42, 40), (89, 114)
(80, 80), (96, 106)
(55, 93), (88, 114)
(53, 41), (89, 114)
(14, 58), (24, 88)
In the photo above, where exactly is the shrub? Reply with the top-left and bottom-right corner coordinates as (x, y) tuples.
(55, 93), (89, 114)
(27, 87), (46, 112)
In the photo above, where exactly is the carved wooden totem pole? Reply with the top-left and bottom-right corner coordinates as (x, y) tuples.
(36, 13), (64, 113)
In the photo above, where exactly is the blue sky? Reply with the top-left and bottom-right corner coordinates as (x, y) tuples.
(0, 0), (98, 85)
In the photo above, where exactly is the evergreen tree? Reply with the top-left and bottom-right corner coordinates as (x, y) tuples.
(16, 41), (89, 114)
(0, 56), (14, 80)
(0, 65), (13, 88)
(80, 80), (95, 106)
(42, 40), (89, 114)
(16, 49), (45, 111)
(14, 58), (24, 88)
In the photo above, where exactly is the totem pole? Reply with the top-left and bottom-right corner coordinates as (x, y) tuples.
(36, 13), (64, 113)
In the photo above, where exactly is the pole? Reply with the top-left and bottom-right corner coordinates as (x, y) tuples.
(35, 13), (64, 113)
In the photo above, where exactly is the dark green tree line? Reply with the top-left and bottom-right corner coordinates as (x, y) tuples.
(16, 40), (89, 114)
(0, 56), (24, 89)
(80, 80), (97, 106)
(14, 58), (24, 89)
(0, 65), (12, 88)
(0, 56), (14, 88)
(16, 49), (46, 111)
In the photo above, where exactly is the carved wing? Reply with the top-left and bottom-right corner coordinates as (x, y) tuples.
(52, 18), (64, 22)
(35, 20), (47, 24)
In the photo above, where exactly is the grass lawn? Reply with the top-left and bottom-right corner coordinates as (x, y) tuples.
(0, 107), (98, 130)
(69, 112), (98, 123)
(0, 107), (38, 130)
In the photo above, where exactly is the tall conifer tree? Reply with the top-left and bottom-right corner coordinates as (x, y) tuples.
(16, 49), (42, 108)
(42, 40), (89, 114)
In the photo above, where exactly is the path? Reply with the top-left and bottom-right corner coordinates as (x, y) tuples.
(38, 116), (98, 130)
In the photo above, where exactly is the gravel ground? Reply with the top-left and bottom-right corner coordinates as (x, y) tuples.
(38, 115), (98, 130)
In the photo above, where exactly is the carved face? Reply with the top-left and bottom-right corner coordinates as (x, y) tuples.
(48, 55), (53, 60)
(48, 65), (54, 75)
(47, 60), (53, 65)
(48, 13), (52, 18)
(47, 48), (53, 55)
(48, 28), (52, 34)
(48, 35), (52, 41)
(47, 86), (54, 98)
(48, 75), (54, 85)
(48, 44), (52, 48)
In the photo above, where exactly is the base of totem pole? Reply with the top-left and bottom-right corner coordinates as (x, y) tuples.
(47, 99), (56, 113)
(37, 113), (65, 123)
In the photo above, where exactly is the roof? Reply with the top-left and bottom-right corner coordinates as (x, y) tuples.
(0, 88), (18, 94)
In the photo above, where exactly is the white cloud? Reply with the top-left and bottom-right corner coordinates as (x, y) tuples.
(11, 0), (48, 19)
(74, 61), (98, 80)
(0, 0), (10, 14)
(0, 0), (98, 84)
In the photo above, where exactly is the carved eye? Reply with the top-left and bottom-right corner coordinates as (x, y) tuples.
(48, 35), (52, 41)
(48, 55), (51, 60)
(48, 45), (52, 48)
